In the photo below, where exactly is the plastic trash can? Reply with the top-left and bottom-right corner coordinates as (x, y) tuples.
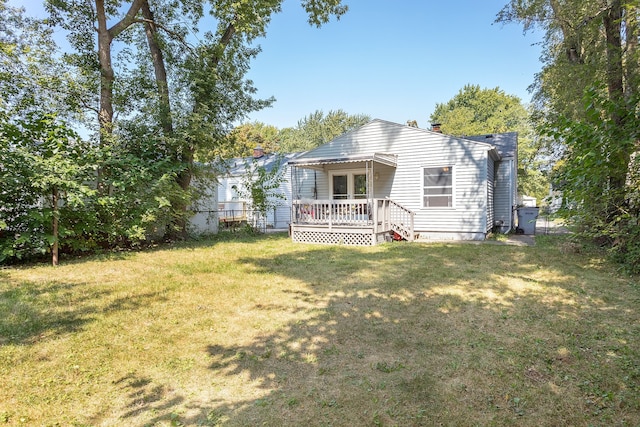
(517, 207), (539, 235)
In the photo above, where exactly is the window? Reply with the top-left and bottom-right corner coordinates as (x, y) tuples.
(423, 166), (453, 208)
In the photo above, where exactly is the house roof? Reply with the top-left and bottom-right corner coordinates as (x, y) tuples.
(288, 119), (503, 163)
(464, 132), (517, 159)
(222, 152), (304, 176)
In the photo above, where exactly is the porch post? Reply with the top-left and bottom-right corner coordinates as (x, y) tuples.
(372, 198), (378, 234)
(290, 166), (296, 225)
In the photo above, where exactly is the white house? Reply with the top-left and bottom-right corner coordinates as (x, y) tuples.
(287, 119), (518, 245)
(216, 148), (303, 230)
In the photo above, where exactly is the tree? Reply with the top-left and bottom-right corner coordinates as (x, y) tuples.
(0, 1), (86, 121)
(429, 84), (549, 204)
(235, 155), (288, 231)
(46, 0), (350, 238)
(497, 0), (640, 273)
(278, 109), (371, 152)
(223, 122), (281, 158)
(0, 113), (95, 265)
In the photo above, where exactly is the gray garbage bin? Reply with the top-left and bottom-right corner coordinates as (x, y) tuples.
(517, 207), (539, 235)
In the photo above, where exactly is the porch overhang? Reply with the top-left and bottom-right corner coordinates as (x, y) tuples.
(288, 153), (397, 170)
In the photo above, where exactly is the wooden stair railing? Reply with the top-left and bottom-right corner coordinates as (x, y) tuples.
(388, 199), (415, 241)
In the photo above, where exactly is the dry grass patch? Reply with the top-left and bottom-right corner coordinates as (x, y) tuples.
(0, 233), (639, 426)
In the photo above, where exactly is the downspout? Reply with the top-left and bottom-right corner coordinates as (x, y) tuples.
(314, 170), (317, 199)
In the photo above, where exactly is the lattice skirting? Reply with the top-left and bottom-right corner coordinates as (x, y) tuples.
(292, 230), (374, 246)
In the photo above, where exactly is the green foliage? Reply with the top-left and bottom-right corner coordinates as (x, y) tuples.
(497, 1), (640, 274)
(496, 0), (624, 124)
(236, 155), (288, 229)
(278, 109), (370, 152)
(221, 121), (280, 158)
(0, 0), (87, 121)
(545, 87), (640, 274)
(0, 112), (182, 264)
(0, 112), (95, 262)
(430, 84), (526, 135)
(430, 84), (550, 204)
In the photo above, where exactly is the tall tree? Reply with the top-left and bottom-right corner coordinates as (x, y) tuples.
(48, 0), (146, 143)
(497, 0), (640, 273)
(44, 0), (349, 238)
(430, 84), (549, 203)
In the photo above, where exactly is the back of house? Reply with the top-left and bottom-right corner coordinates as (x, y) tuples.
(288, 119), (517, 244)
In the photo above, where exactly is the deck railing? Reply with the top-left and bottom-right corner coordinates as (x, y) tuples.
(218, 200), (247, 223)
(292, 199), (371, 227)
(292, 199), (415, 241)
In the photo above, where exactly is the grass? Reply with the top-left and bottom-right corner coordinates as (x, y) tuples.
(0, 232), (639, 426)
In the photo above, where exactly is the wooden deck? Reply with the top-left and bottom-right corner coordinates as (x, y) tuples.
(290, 199), (415, 246)
(218, 201), (247, 228)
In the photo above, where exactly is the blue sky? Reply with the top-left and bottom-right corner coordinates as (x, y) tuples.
(13, 0), (543, 130)
(245, 0), (543, 129)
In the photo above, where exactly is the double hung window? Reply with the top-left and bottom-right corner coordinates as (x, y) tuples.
(423, 166), (453, 208)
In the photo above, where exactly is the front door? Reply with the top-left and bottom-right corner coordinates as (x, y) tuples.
(331, 170), (368, 199)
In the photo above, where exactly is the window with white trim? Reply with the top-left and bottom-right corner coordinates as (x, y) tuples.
(423, 166), (453, 208)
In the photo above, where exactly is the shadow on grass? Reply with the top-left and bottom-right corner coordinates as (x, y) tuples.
(0, 276), (167, 346)
(120, 236), (639, 426)
(0, 232), (284, 348)
(0, 279), (102, 346)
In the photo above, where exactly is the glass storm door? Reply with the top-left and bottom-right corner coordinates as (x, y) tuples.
(332, 174), (348, 199)
(353, 174), (367, 199)
(331, 171), (367, 199)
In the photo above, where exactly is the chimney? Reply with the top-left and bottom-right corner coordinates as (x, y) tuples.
(252, 145), (264, 158)
(431, 123), (442, 133)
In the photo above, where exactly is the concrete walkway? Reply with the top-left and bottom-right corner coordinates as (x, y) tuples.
(504, 218), (569, 247)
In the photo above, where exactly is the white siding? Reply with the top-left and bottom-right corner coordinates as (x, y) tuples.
(493, 159), (514, 231)
(486, 155), (495, 232)
(189, 181), (218, 235)
(218, 156), (298, 229)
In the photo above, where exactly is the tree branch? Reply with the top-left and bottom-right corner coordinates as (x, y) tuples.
(108, 0), (146, 39)
(132, 17), (194, 52)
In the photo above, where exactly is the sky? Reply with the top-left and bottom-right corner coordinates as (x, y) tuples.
(12, 0), (544, 130)
(244, 0), (544, 129)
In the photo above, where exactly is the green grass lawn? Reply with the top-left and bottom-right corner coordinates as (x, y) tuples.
(1, 233), (639, 426)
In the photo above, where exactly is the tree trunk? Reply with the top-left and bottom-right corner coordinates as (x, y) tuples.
(141, 0), (173, 135)
(95, 0), (145, 192)
(52, 187), (59, 266)
(549, 0), (583, 63)
(96, 0), (115, 143)
(171, 148), (194, 239)
(95, 0), (146, 142)
(604, 0), (624, 107)
(603, 0), (631, 216)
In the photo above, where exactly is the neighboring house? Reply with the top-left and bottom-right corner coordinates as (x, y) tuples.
(217, 148), (302, 230)
(189, 176), (219, 235)
(519, 195), (537, 207)
(288, 119), (518, 245)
